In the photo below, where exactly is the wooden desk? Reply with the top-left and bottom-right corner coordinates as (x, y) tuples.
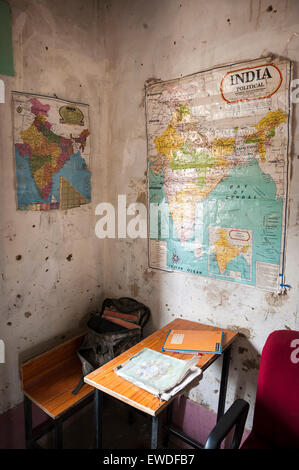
(84, 318), (238, 449)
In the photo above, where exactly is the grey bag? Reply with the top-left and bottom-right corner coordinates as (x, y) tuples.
(72, 297), (150, 394)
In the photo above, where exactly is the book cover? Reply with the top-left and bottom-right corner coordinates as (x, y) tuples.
(162, 329), (224, 355)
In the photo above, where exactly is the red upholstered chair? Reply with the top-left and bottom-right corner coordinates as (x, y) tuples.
(205, 330), (299, 449)
(241, 330), (299, 449)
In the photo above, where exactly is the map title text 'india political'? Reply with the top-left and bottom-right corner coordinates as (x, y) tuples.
(230, 67), (272, 86)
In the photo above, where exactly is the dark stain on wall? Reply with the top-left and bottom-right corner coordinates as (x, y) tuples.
(227, 325), (252, 338)
(242, 356), (261, 372)
(130, 282), (140, 297)
(265, 291), (287, 307)
(136, 191), (147, 205)
(145, 77), (162, 87)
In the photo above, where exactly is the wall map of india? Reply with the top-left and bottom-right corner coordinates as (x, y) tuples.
(13, 93), (91, 211)
(145, 58), (292, 292)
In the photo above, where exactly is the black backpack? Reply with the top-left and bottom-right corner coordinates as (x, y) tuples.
(72, 297), (150, 394)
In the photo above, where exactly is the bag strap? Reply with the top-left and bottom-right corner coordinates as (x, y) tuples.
(72, 375), (85, 395)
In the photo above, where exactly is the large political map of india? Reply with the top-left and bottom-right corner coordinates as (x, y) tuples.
(146, 58), (292, 292)
(13, 93), (91, 211)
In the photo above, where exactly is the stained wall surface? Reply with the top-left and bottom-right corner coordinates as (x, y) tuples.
(0, 0), (108, 414)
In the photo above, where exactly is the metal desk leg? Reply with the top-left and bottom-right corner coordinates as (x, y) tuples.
(217, 346), (231, 422)
(24, 395), (32, 449)
(54, 419), (63, 449)
(163, 402), (173, 447)
(94, 389), (104, 449)
(151, 415), (159, 449)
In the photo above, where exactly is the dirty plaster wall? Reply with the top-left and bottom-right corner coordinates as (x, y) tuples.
(0, 0), (107, 414)
(102, 0), (299, 428)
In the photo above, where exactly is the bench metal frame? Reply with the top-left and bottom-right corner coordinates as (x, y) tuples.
(24, 392), (93, 449)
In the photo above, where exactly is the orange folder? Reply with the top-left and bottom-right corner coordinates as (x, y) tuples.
(162, 329), (224, 355)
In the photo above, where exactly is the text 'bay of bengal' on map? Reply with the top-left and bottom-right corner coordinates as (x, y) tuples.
(13, 93), (91, 211)
(145, 57), (292, 291)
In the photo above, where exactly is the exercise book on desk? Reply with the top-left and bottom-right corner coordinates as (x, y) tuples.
(114, 348), (202, 400)
(162, 329), (224, 355)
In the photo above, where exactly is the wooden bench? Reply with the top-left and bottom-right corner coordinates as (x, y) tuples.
(21, 334), (93, 448)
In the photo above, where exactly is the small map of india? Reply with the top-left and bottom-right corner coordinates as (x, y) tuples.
(13, 93), (91, 211)
(213, 229), (250, 275)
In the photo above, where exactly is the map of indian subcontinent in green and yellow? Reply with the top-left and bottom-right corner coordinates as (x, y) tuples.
(146, 58), (291, 291)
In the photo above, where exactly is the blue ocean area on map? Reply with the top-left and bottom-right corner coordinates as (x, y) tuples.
(16, 148), (91, 206)
(149, 157), (283, 286)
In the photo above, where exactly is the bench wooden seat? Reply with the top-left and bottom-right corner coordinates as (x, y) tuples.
(21, 334), (93, 447)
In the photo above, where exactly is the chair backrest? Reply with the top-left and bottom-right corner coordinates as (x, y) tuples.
(252, 330), (299, 448)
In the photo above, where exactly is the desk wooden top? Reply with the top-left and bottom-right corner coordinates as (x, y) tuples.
(84, 319), (238, 416)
